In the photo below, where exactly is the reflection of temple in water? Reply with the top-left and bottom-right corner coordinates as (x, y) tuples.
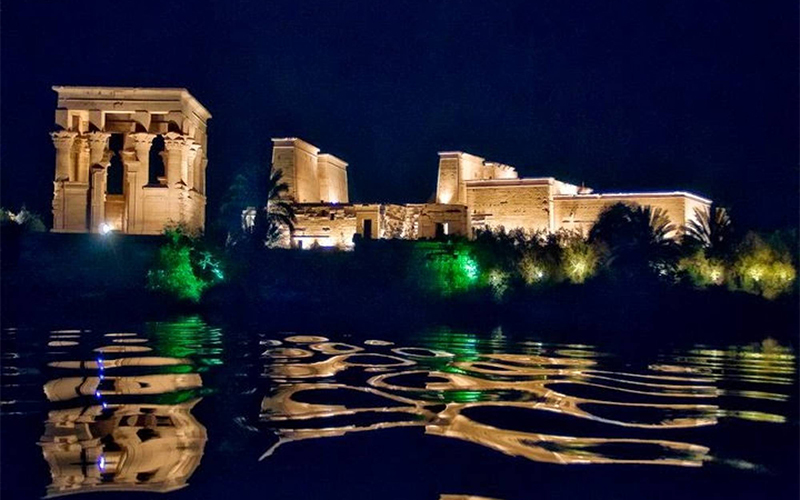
(259, 337), (718, 467)
(40, 345), (207, 497)
(39, 402), (207, 497)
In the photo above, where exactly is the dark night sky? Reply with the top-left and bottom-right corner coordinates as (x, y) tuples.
(2, 0), (797, 230)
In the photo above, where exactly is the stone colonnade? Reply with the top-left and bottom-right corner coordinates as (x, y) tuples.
(50, 86), (211, 235)
(51, 130), (207, 234)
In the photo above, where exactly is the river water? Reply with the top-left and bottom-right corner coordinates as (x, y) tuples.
(1, 316), (797, 499)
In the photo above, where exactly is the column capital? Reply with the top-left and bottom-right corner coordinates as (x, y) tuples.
(87, 132), (112, 167)
(163, 131), (190, 151)
(129, 132), (156, 148)
(50, 131), (78, 150)
(86, 131), (111, 148)
(130, 132), (156, 162)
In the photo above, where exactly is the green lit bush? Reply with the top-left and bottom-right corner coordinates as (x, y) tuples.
(147, 225), (224, 303)
(410, 241), (480, 296)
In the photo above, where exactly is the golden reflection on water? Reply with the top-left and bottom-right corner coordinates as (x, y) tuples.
(0, 322), (794, 498)
(31, 323), (215, 498)
(259, 334), (795, 468)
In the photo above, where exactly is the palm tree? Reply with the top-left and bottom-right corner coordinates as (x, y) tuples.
(683, 205), (733, 258)
(588, 202), (678, 277)
(254, 169), (296, 248)
(219, 168), (296, 249)
(217, 167), (264, 246)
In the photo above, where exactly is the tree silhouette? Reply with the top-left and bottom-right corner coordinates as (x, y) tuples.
(684, 205), (733, 258)
(242, 169), (296, 249)
(588, 202), (678, 278)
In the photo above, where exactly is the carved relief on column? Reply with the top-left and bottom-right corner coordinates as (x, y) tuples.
(51, 131), (78, 181)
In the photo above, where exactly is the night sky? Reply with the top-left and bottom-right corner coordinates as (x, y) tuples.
(2, 0), (797, 230)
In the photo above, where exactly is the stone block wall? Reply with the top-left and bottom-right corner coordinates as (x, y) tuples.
(318, 154), (349, 203)
(552, 193), (712, 236)
(105, 195), (126, 231)
(380, 204), (408, 239)
(272, 139), (349, 204)
(466, 180), (553, 233)
(412, 203), (469, 239)
(293, 204), (359, 249)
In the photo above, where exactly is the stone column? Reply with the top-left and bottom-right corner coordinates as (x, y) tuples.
(51, 131), (78, 181)
(50, 131), (78, 231)
(87, 132), (111, 232)
(119, 133), (155, 234)
(130, 133), (156, 185)
(163, 132), (192, 226)
(187, 143), (201, 191)
(199, 158), (208, 195)
(73, 136), (91, 183)
(163, 132), (188, 186)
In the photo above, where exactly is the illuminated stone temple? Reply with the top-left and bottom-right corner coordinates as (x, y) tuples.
(270, 137), (468, 249)
(435, 151), (711, 236)
(269, 139), (711, 249)
(50, 86), (211, 234)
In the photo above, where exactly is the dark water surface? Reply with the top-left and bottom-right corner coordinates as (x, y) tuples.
(1, 316), (797, 499)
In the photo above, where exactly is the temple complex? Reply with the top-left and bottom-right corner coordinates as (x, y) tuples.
(271, 138), (710, 249)
(46, 86), (708, 243)
(50, 86), (211, 234)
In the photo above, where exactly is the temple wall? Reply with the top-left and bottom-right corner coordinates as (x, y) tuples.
(140, 188), (170, 234)
(436, 152), (488, 205)
(293, 206), (358, 249)
(380, 204), (408, 239)
(271, 139), (348, 204)
(413, 203), (469, 239)
(57, 183), (90, 232)
(318, 154), (349, 203)
(105, 195), (126, 231)
(289, 202), (469, 249)
(355, 205), (381, 240)
(294, 146), (320, 203)
(466, 181), (553, 233)
(552, 193), (711, 236)
(436, 156), (461, 204)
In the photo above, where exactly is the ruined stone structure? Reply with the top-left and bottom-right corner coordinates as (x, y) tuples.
(50, 87), (211, 234)
(436, 151), (711, 237)
(268, 139), (710, 249)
